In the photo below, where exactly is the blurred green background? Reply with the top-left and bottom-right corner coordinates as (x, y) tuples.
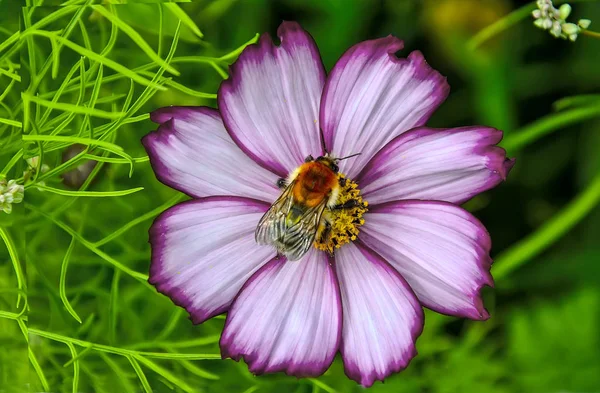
(1, 0), (600, 392)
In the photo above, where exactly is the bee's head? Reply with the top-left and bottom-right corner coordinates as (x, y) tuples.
(316, 155), (339, 173)
(316, 153), (361, 173)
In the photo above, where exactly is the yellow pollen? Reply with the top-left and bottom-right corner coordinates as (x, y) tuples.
(314, 173), (368, 255)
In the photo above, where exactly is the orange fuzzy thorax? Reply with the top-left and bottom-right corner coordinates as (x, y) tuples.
(292, 161), (338, 208)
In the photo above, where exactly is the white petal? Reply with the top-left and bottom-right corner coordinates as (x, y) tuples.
(336, 242), (423, 387)
(221, 249), (341, 377)
(149, 197), (274, 323)
(320, 36), (449, 178)
(218, 22), (326, 177)
(361, 201), (493, 320)
(144, 107), (280, 202)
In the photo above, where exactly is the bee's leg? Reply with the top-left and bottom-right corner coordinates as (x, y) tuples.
(304, 155), (314, 162)
(339, 177), (347, 187)
(318, 220), (332, 244)
(276, 178), (287, 189)
(332, 199), (360, 210)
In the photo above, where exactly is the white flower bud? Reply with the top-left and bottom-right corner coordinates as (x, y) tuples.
(534, 18), (546, 28)
(558, 4), (571, 20)
(569, 33), (578, 41)
(532, 9), (542, 19)
(550, 22), (562, 37)
(562, 22), (579, 35)
(578, 19), (591, 29)
(542, 18), (552, 29)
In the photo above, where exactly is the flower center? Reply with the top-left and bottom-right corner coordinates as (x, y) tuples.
(314, 173), (368, 254)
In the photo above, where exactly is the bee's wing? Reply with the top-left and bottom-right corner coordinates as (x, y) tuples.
(255, 182), (295, 246)
(280, 201), (327, 261)
(255, 181), (327, 261)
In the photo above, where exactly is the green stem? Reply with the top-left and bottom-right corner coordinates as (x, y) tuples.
(468, 0), (596, 49)
(582, 29), (600, 39)
(28, 328), (220, 360)
(493, 171), (600, 279)
(468, 1), (536, 50)
(0, 227), (26, 308)
(501, 104), (600, 152)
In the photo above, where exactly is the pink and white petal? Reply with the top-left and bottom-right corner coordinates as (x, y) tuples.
(335, 242), (423, 387)
(360, 201), (494, 320)
(149, 197), (275, 324)
(220, 249), (341, 377)
(320, 36), (449, 178)
(143, 107), (280, 202)
(357, 126), (515, 205)
(218, 21), (326, 177)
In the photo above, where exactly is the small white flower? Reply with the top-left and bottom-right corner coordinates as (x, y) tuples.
(0, 178), (24, 214)
(532, 0), (590, 41)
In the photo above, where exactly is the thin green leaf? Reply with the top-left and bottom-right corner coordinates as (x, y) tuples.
(553, 94), (600, 111)
(29, 347), (50, 392)
(127, 355), (152, 393)
(309, 379), (337, 393)
(92, 5), (179, 76)
(0, 150), (23, 176)
(24, 93), (126, 119)
(467, 1), (536, 50)
(494, 172), (600, 278)
(0, 117), (22, 127)
(25, 204), (149, 283)
(134, 355), (195, 393)
(109, 269), (120, 344)
(219, 33), (260, 62)
(163, 3), (203, 38)
(32, 184), (144, 197)
(22, 134), (124, 151)
(24, 30), (167, 90)
(0, 227), (26, 308)
(59, 238), (82, 323)
(502, 104), (600, 152)
(65, 342), (80, 393)
(95, 194), (183, 246)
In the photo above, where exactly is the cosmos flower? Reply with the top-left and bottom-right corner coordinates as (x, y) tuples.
(142, 22), (514, 387)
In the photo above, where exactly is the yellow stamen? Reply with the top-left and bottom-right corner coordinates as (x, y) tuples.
(314, 173), (368, 255)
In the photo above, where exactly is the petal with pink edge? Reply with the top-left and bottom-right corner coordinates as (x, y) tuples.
(149, 197), (274, 324)
(357, 126), (515, 205)
(218, 21), (326, 177)
(143, 107), (280, 202)
(335, 242), (423, 387)
(320, 36), (449, 178)
(360, 200), (493, 320)
(220, 249), (341, 377)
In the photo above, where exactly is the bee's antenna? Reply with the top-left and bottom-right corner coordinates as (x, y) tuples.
(336, 152), (361, 161)
(319, 127), (328, 155)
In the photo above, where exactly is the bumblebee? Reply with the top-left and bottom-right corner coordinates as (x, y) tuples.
(255, 153), (360, 261)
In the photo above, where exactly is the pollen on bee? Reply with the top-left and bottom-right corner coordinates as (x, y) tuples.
(314, 173), (368, 255)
